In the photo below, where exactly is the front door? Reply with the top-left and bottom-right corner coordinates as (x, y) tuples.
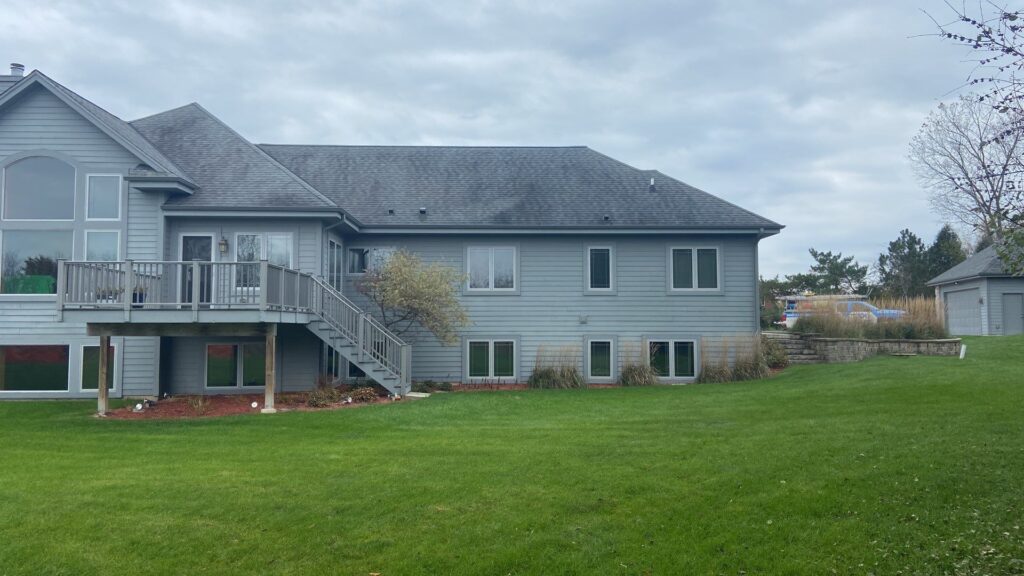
(180, 235), (214, 305)
(1003, 293), (1024, 336)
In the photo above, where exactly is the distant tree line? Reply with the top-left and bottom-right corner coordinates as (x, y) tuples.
(759, 225), (967, 328)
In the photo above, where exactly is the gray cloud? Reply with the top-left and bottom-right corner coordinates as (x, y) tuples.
(0, 0), (973, 276)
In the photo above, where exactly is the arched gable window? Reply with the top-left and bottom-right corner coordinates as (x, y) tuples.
(3, 156), (76, 220)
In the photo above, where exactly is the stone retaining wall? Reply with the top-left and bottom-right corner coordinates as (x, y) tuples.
(802, 335), (961, 363)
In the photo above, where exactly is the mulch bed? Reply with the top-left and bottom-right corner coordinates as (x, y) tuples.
(106, 392), (394, 420)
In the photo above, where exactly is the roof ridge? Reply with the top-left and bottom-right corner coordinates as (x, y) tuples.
(181, 103), (340, 210)
(259, 143), (589, 150)
(129, 102), (202, 124)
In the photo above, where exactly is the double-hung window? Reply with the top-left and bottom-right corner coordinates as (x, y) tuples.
(648, 340), (696, 379)
(670, 247), (719, 291)
(467, 246), (516, 292)
(467, 339), (516, 380)
(586, 246), (614, 292)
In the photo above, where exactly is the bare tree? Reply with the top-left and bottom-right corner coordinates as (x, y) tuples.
(909, 96), (1024, 239)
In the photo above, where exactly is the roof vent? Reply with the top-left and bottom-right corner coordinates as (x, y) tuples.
(387, 208), (395, 216)
(9, 63), (24, 77)
(419, 207), (427, 215)
(649, 177), (656, 193)
(603, 214), (611, 222)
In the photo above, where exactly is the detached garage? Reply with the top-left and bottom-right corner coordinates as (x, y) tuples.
(929, 246), (1024, 336)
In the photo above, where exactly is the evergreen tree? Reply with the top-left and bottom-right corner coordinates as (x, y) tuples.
(926, 225), (966, 280)
(877, 229), (931, 298)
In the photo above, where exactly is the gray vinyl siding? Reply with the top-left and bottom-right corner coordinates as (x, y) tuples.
(0, 83), (163, 397)
(341, 233), (761, 382)
(163, 325), (319, 395)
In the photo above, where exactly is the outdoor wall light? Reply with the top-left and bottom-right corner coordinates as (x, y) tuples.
(218, 236), (229, 255)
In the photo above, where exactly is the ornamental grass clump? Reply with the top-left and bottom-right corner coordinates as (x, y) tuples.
(617, 343), (658, 386)
(793, 297), (948, 340)
(528, 345), (585, 389)
(760, 335), (789, 369)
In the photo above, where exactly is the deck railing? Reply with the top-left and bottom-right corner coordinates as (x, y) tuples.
(58, 260), (410, 386)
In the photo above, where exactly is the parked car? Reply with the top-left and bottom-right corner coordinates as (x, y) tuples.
(777, 295), (905, 328)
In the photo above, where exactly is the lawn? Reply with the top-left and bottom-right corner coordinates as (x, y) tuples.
(1, 337), (1022, 575)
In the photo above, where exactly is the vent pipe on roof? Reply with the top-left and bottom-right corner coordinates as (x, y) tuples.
(649, 176), (657, 193)
(9, 63), (24, 77)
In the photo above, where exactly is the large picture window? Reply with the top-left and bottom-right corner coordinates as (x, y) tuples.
(0, 345), (70, 391)
(205, 343), (266, 388)
(467, 246), (516, 291)
(467, 339), (516, 379)
(0, 230), (73, 294)
(670, 247), (719, 290)
(2, 156), (75, 220)
(648, 340), (696, 379)
(86, 175), (121, 220)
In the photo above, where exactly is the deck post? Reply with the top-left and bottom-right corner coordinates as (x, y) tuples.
(123, 260), (134, 322)
(56, 259), (66, 321)
(191, 261), (201, 321)
(97, 335), (110, 416)
(401, 345), (412, 394)
(262, 324), (277, 414)
(259, 260), (269, 311)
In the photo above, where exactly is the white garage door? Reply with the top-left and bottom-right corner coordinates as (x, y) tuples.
(945, 288), (982, 335)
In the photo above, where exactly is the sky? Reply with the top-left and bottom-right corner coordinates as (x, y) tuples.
(0, 0), (977, 277)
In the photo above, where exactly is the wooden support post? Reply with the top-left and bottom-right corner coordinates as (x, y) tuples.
(262, 324), (277, 414)
(98, 335), (110, 416)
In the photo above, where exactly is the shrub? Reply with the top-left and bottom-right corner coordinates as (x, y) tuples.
(732, 343), (770, 381)
(618, 362), (658, 386)
(307, 386), (341, 408)
(186, 395), (210, 416)
(760, 336), (789, 369)
(349, 387), (379, 403)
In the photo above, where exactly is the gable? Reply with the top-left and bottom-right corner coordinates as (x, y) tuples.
(0, 84), (140, 167)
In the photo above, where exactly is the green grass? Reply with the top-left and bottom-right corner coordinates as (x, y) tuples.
(1, 337), (1022, 575)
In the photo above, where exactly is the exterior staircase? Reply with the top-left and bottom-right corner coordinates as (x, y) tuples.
(762, 331), (820, 365)
(306, 277), (411, 395)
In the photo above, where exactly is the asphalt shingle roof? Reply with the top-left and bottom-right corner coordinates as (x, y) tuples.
(0, 76), (18, 96)
(130, 104), (337, 211)
(259, 144), (782, 229)
(928, 246), (1012, 285)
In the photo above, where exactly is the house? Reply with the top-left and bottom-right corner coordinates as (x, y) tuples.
(0, 64), (782, 411)
(928, 245), (1024, 336)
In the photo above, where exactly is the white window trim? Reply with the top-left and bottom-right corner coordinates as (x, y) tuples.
(585, 245), (615, 293)
(646, 338), (698, 381)
(465, 338), (517, 381)
(0, 230), (76, 300)
(586, 338), (615, 381)
(85, 174), (123, 221)
(84, 229), (121, 261)
(203, 342), (267, 390)
(79, 342), (119, 394)
(466, 245), (518, 293)
(327, 238), (344, 290)
(346, 246), (395, 276)
(668, 245), (722, 293)
(265, 232), (295, 269)
(1, 157), (77, 222)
